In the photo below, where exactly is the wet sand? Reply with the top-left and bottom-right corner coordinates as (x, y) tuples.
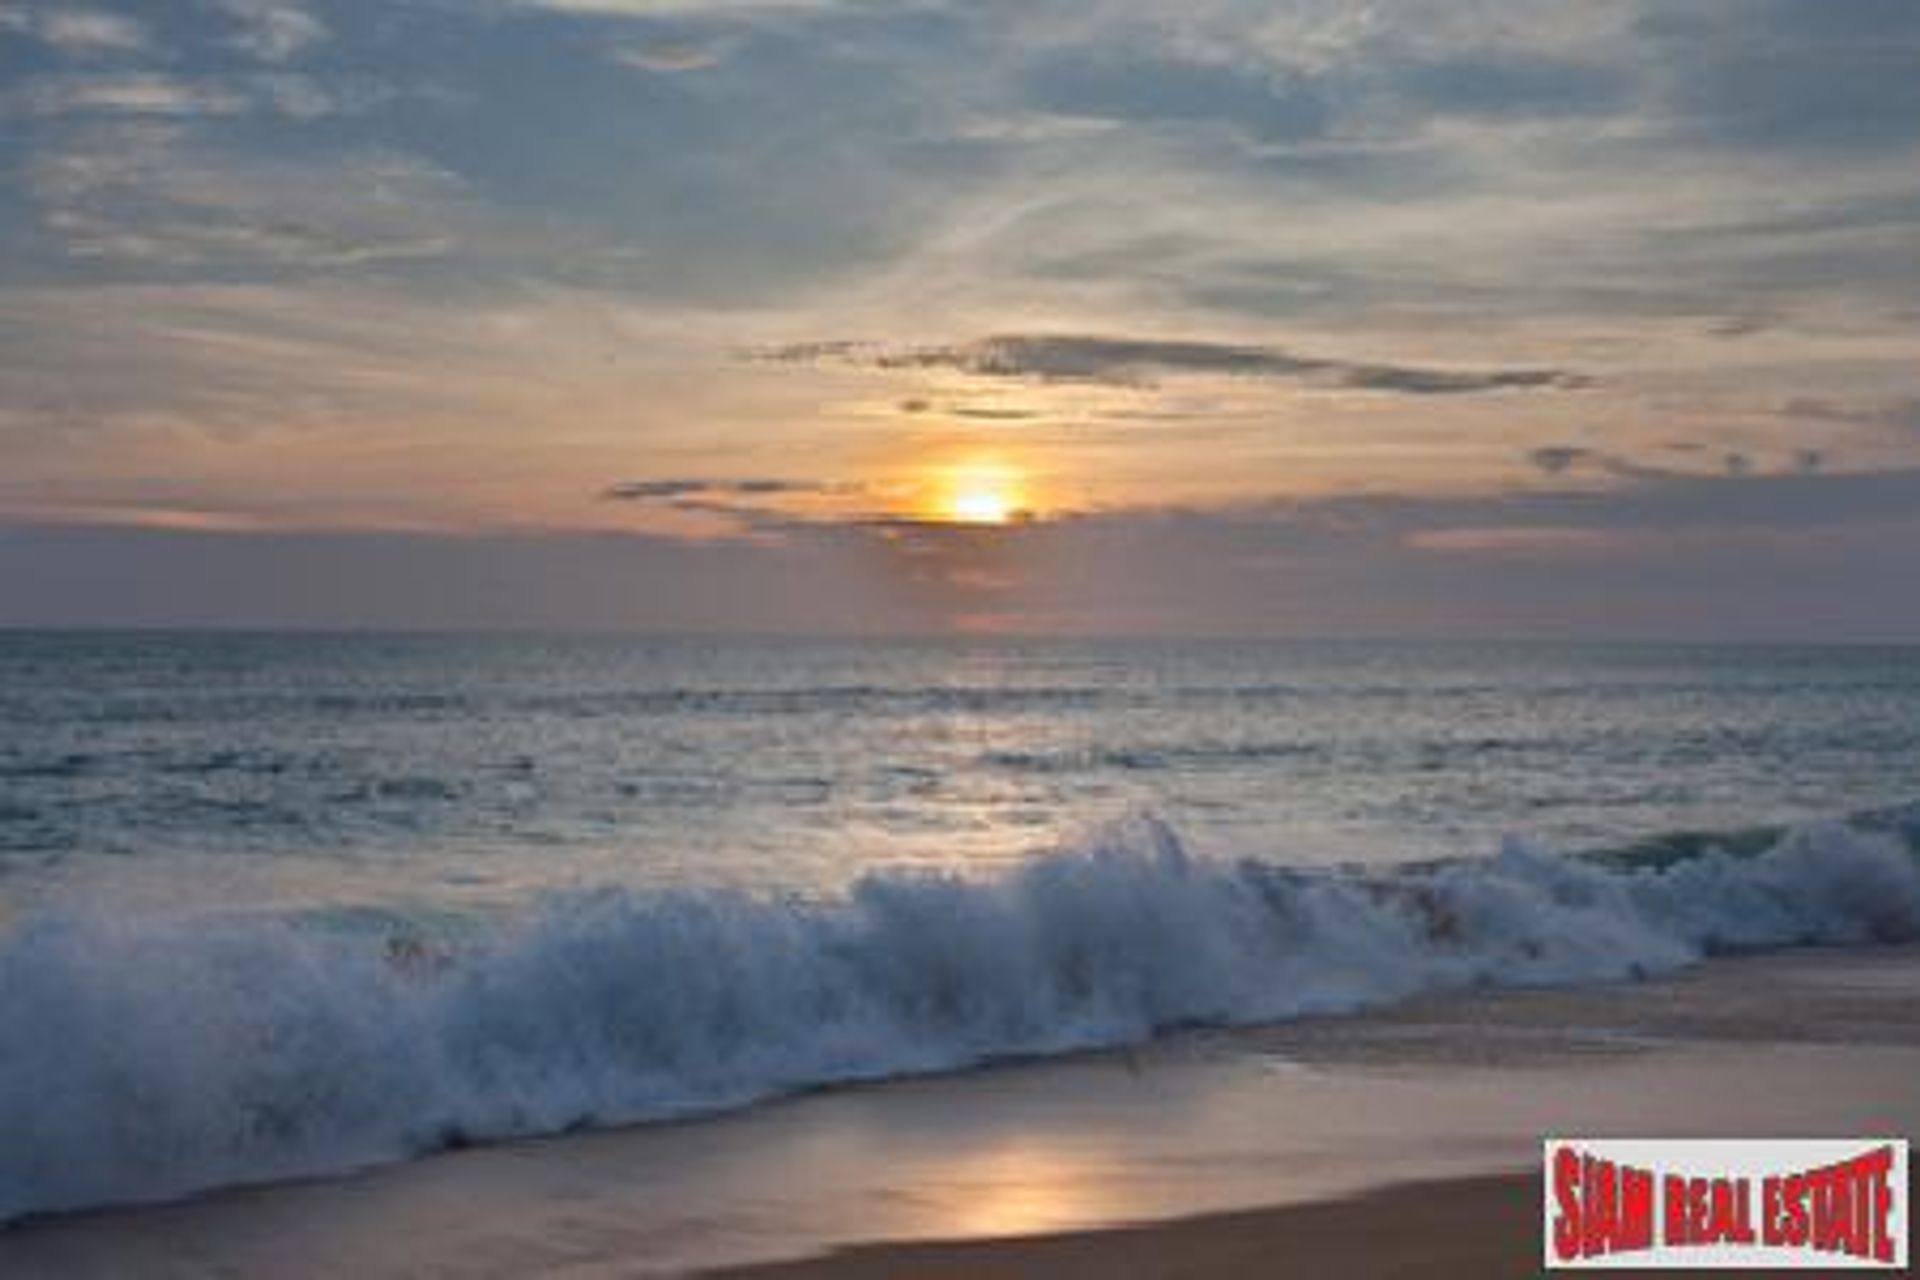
(711, 1171), (1542, 1279)
(2, 945), (1916, 1277)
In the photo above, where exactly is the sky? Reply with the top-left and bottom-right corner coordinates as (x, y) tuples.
(2, 0), (1918, 637)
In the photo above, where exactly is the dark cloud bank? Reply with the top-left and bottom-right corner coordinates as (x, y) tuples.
(758, 334), (1591, 395)
(9, 463), (1920, 639)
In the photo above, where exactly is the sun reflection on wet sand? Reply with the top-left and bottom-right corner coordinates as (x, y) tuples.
(921, 1143), (1114, 1238)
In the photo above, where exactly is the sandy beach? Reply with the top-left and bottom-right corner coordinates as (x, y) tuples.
(713, 944), (1920, 1280)
(0, 943), (1914, 1277)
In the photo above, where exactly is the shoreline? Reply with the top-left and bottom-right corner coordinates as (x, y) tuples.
(2, 944), (1917, 1276)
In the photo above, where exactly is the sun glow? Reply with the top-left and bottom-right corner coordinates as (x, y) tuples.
(937, 461), (1026, 525)
(949, 486), (1013, 524)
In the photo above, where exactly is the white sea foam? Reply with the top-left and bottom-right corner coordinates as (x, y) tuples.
(1, 815), (1916, 1221)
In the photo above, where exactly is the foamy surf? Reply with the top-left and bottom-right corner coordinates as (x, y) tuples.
(2, 814), (1917, 1223)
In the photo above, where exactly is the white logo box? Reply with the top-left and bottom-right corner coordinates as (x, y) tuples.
(1543, 1138), (1908, 1270)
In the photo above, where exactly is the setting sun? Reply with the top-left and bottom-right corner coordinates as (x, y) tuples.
(937, 461), (1026, 525)
(949, 486), (1013, 524)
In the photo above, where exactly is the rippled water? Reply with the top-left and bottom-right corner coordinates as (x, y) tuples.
(3, 632), (1917, 909)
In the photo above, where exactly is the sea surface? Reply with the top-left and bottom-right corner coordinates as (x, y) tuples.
(1, 632), (1917, 1220)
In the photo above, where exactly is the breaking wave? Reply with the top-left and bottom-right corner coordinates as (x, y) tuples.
(2, 812), (1918, 1222)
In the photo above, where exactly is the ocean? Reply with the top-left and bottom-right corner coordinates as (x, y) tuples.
(2, 632), (1917, 1221)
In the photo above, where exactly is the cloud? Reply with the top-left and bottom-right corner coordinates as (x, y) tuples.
(211, 0), (327, 63)
(9, 67), (403, 128)
(13, 458), (1920, 637)
(0, 523), (958, 632)
(250, 73), (341, 120)
(16, 74), (250, 117)
(602, 478), (862, 501)
(1705, 314), (1775, 338)
(25, 128), (462, 269)
(599, 451), (1920, 550)
(601, 478), (874, 537)
(759, 334), (1590, 396)
(1526, 447), (1833, 486)
(949, 405), (1042, 421)
(1343, 364), (1584, 394)
(1355, 463), (1920, 536)
(524, 0), (838, 16)
(33, 7), (149, 56)
(610, 40), (731, 73)
(1527, 445), (1593, 475)
(896, 398), (1038, 421)
(1786, 398), (1920, 437)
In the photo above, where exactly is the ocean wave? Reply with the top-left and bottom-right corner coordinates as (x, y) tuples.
(1, 814), (1916, 1222)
